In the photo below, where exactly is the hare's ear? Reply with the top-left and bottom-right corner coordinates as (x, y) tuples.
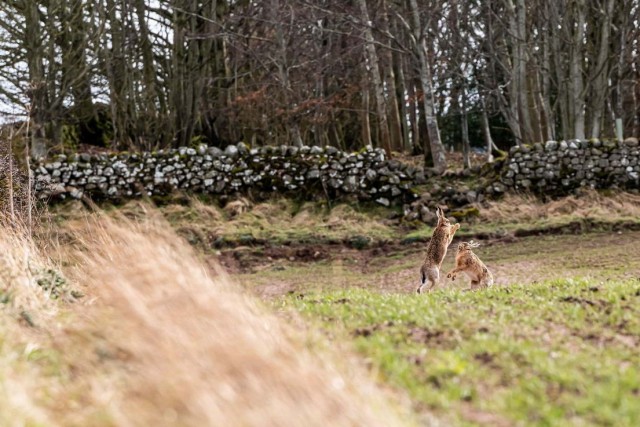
(436, 206), (444, 219)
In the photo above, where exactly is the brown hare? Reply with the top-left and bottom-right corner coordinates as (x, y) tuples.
(446, 241), (494, 290)
(417, 207), (460, 294)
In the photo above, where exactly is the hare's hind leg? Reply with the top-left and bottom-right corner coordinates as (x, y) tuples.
(417, 268), (439, 294)
(417, 278), (437, 294)
(465, 280), (481, 292)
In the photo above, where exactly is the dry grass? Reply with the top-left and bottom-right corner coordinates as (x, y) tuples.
(479, 189), (640, 224)
(0, 211), (413, 426)
(0, 221), (60, 426)
(123, 197), (396, 245)
(65, 214), (409, 426)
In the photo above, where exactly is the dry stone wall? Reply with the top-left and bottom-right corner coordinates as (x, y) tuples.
(33, 138), (640, 210)
(499, 138), (640, 193)
(33, 143), (426, 206)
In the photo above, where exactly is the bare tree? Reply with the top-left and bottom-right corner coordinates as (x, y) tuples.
(357, 0), (392, 155)
(407, 0), (447, 173)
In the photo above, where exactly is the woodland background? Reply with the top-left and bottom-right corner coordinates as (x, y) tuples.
(1, 0), (639, 172)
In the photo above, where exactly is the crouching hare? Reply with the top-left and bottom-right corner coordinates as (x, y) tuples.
(446, 241), (494, 290)
(417, 207), (460, 294)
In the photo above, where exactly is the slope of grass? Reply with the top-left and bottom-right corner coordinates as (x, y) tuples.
(0, 223), (67, 426)
(49, 190), (640, 249)
(280, 280), (640, 426)
(1, 214), (413, 426)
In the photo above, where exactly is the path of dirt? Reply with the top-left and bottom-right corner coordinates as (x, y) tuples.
(215, 230), (640, 298)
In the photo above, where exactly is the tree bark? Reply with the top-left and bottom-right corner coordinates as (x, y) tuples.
(361, 79), (372, 147)
(480, 97), (495, 162)
(570, 0), (586, 140)
(24, 0), (47, 159)
(539, 13), (555, 141)
(379, 0), (403, 152)
(394, 48), (412, 152)
(357, 0), (392, 155)
(461, 89), (471, 169)
(408, 0), (446, 173)
(589, 0), (615, 138)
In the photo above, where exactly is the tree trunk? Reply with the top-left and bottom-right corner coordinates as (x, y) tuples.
(589, 0), (615, 138)
(528, 70), (543, 143)
(171, 0), (194, 147)
(548, 0), (569, 140)
(393, 41), (412, 152)
(357, 0), (392, 155)
(540, 16), (555, 140)
(24, 0), (47, 159)
(409, 0), (446, 173)
(516, 0), (533, 142)
(63, 0), (95, 125)
(409, 85), (420, 154)
(570, 0), (586, 140)
(135, 0), (165, 128)
(506, 0), (534, 144)
(461, 89), (471, 169)
(480, 97), (495, 162)
(380, 0), (403, 152)
(361, 80), (372, 147)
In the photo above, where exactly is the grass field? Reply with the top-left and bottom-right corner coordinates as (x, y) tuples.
(279, 280), (640, 426)
(224, 194), (640, 426)
(3, 191), (640, 426)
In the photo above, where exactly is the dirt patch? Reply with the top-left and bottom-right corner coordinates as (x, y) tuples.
(228, 230), (640, 298)
(575, 331), (639, 349)
(214, 240), (420, 277)
(559, 296), (599, 307)
(460, 404), (513, 427)
(407, 327), (448, 345)
(352, 321), (396, 338)
(473, 351), (495, 365)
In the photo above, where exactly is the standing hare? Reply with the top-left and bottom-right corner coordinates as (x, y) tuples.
(446, 241), (494, 290)
(417, 207), (460, 294)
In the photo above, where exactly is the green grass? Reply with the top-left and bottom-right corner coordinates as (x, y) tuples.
(279, 280), (640, 426)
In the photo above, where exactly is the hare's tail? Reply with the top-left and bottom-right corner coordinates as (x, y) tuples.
(424, 267), (439, 282)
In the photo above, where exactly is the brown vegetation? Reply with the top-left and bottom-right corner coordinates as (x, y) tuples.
(480, 189), (640, 224)
(0, 212), (412, 426)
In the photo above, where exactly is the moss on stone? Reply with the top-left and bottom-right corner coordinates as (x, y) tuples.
(450, 206), (480, 220)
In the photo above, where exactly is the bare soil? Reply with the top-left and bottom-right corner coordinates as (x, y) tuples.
(221, 230), (640, 298)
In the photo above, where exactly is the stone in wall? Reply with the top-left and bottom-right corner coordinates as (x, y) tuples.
(499, 138), (640, 193)
(33, 138), (640, 224)
(33, 144), (421, 206)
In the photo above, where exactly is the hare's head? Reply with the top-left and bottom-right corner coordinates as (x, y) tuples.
(435, 207), (451, 227)
(436, 207), (460, 233)
(457, 240), (480, 252)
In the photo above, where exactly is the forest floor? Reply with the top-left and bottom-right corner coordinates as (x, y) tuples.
(31, 190), (640, 425)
